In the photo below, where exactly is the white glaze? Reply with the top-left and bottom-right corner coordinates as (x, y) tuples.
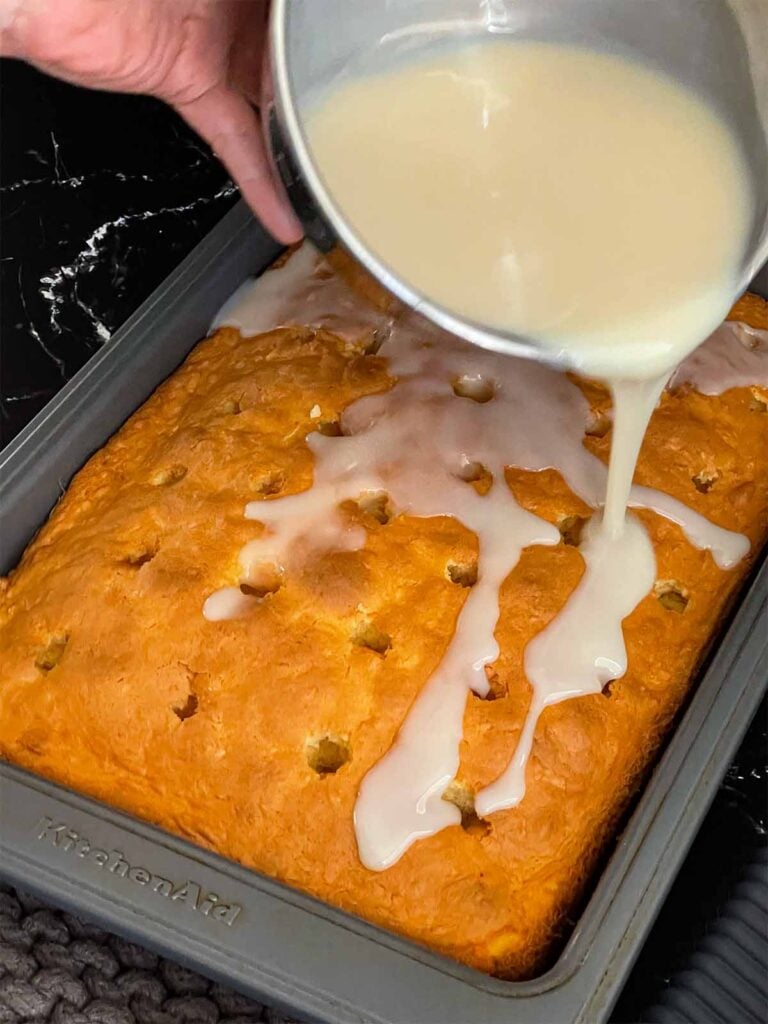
(671, 320), (768, 396)
(603, 378), (668, 538)
(202, 586), (257, 622)
(476, 513), (656, 816)
(304, 46), (755, 854)
(211, 243), (391, 347)
(204, 248), (759, 869)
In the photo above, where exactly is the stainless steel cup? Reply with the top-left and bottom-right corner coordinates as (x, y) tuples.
(263, 0), (768, 360)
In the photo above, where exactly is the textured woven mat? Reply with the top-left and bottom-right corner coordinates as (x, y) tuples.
(0, 885), (298, 1024)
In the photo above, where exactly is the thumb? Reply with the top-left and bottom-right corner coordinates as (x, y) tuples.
(175, 84), (303, 244)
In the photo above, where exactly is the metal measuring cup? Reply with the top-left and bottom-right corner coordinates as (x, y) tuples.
(261, 0), (768, 359)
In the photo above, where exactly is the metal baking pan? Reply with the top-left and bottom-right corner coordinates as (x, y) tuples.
(1, 200), (767, 1024)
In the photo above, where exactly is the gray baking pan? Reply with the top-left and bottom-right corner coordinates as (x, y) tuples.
(1, 201), (767, 1024)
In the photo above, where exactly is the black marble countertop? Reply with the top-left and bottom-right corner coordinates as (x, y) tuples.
(0, 58), (237, 446)
(1, 56), (765, 1023)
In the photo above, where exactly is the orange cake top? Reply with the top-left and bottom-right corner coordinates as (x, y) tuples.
(1, 250), (767, 978)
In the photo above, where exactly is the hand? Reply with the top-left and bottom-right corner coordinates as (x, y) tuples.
(0, 0), (303, 243)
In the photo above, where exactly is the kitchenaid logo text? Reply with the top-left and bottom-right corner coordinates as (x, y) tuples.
(35, 817), (242, 926)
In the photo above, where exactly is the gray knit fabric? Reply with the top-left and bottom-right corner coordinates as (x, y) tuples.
(0, 885), (299, 1024)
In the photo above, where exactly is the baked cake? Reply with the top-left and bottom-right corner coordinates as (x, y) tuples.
(1, 246), (767, 978)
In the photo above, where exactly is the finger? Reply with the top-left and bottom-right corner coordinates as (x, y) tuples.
(229, 0), (269, 106)
(175, 84), (303, 244)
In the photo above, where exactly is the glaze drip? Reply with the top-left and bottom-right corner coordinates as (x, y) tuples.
(205, 249), (762, 870)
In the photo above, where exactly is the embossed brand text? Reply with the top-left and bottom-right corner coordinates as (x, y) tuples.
(35, 817), (242, 926)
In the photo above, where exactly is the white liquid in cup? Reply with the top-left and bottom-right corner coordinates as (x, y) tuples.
(306, 41), (753, 382)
